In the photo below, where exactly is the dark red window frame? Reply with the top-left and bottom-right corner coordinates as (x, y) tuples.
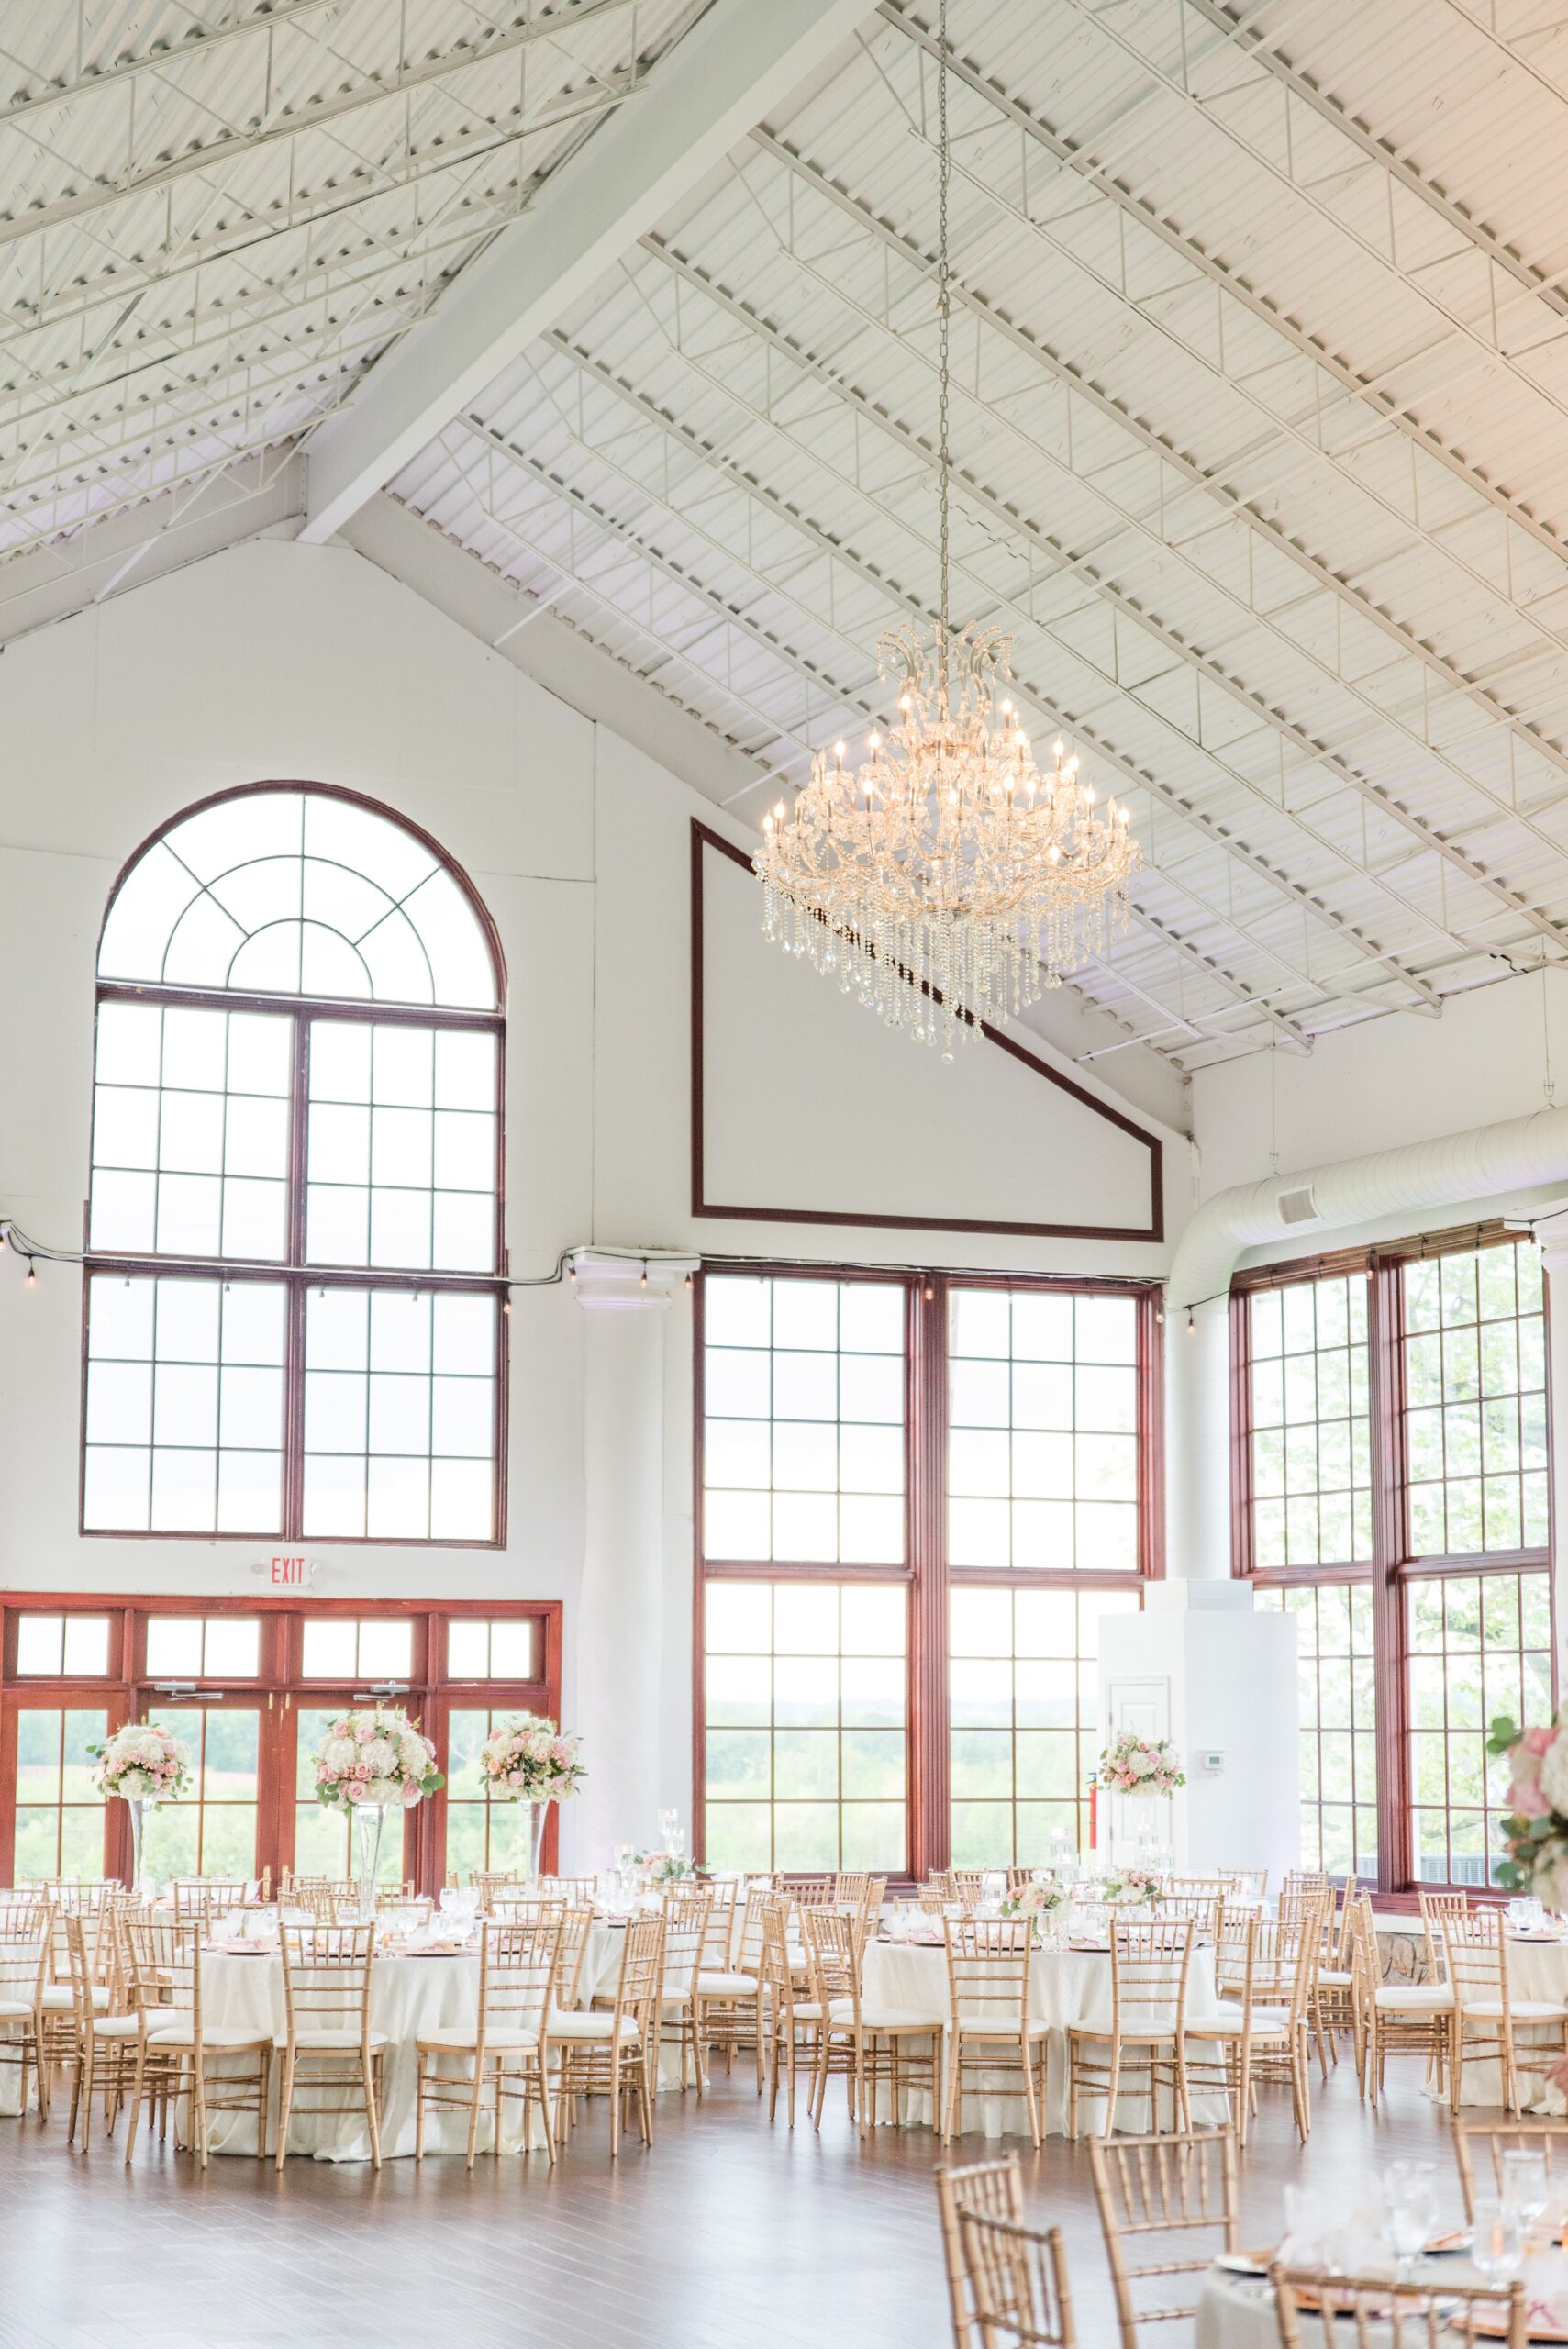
(82, 780), (510, 1547)
(1231, 1222), (1557, 1899)
(693, 1263), (1162, 1885)
(0, 1593), (561, 1893)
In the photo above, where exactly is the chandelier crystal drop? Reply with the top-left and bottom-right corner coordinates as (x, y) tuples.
(751, 0), (1140, 1057)
(755, 623), (1140, 1055)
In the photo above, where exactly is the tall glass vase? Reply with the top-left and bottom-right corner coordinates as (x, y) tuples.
(354, 1801), (386, 1918)
(127, 1795), (157, 1891)
(525, 1799), (550, 1883)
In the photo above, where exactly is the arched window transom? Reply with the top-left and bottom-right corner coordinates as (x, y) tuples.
(83, 785), (506, 1546)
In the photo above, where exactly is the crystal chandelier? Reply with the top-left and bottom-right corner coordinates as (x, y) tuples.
(753, 1), (1140, 1057)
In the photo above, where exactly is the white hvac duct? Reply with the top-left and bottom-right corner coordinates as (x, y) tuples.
(1165, 1106), (1568, 1580)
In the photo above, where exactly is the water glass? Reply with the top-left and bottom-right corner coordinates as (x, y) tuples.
(1502, 2148), (1551, 2228)
(1279, 2185), (1328, 2268)
(1383, 2162), (1438, 2275)
(1472, 2200), (1524, 2287)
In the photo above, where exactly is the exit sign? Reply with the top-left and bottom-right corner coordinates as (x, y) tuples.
(252, 1554), (317, 1588)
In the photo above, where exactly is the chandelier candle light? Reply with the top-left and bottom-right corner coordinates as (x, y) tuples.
(478, 1714), (584, 1882)
(753, 0), (1139, 1055)
(89, 1720), (191, 1891)
(312, 1707), (443, 1914)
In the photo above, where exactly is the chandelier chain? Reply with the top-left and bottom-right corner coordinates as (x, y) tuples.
(751, 0), (1141, 1056)
(938, 0), (951, 640)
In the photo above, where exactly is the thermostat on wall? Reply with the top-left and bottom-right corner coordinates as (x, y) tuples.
(1196, 1749), (1225, 1776)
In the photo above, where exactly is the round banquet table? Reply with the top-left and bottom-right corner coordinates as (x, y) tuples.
(1195, 2255), (1568, 2349)
(196, 1919), (681, 2160)
(859, 1937), (1232, 2138)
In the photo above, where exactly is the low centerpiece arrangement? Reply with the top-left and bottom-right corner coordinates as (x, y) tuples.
(1102, 1866), (1162, 1909)
(477, 1713), (584, 1882)
(999, 1877), (1070, 1943)
(312, 1707), (443, 1911)
(89, 1720), (191, 1890)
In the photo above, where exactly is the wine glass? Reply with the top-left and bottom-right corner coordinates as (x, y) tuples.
(1472, 2199), (1524, 2288)
(1383, 2162), (1438, 2278)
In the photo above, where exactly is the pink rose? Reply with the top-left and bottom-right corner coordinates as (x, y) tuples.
(1512, 1777), (1553, 1819)
(344, 1782), (363, 1804)
(401, 1783), (420, 1808)
(1524, 1727), (1558, 1756)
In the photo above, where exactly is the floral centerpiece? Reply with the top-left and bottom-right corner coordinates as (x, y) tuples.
(477, 1713), (584, 1881)
(1000, 1878), (1070, 1941)
(1489, 1712), (1568, 1902)
(1098, 1731), (1184, 1798)
(630, 1849), (696, 1890)
(1102, 1867), (1162, 1909)
(312, 1707), (443, 1910)
(89, 1720), (191, 1889)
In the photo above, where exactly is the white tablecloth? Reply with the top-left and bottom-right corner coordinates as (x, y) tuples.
(859, 1939), (1231, 2138)
(197, 1920), (679, 2160)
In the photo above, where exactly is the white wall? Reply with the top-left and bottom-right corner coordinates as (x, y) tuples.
(0, 535), (1184, 1851)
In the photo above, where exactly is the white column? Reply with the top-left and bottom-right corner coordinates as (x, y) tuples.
(1538, 1239), (1568, 1643)
(1164, 1295), (1232, 1579)
(572, 1252), (687, 1870)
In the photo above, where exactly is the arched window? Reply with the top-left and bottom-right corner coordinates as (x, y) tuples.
(83, 785), (506, 1544)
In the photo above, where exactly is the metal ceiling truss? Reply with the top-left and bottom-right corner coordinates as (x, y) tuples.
(1179, 0), (1568, 328)
(452, 406), (1314, 1054)
(1435, 0), (1568, 110)
(641, 206), (1564, 976)
(882, 6), (1568, 682)
(0, 0), (651, 255)
(1061, 0), (1568, 431)
(751, 120), (1568, 830)
(539, 323), (1454, 1016)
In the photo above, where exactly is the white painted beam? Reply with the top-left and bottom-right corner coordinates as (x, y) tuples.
(300, 0), (871, 544)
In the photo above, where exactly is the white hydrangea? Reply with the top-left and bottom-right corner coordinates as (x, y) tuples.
(1540, 1736), (1568, 1818)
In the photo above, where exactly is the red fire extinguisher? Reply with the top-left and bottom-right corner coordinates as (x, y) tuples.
(1087, 1771), (1099, 1853)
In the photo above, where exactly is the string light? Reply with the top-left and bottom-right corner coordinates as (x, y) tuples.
(25, 1259), (36, 1287)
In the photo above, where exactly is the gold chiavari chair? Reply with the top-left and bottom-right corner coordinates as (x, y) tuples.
(919, 1883), (953, 1915)
(834, 1872), (871, 1904)
(942, 1917), (1049, 2150)
(700, 1886), (768, 2089)
(171, 1878), (249, 1929)
(538, 1876), (599, 1901)
(1068, 1920), (1194, 2140)
(1270, 2265), (1525, 2348)
(551, 1904), (596, 2014)
(1226, 1868), (1268, 1899)
(803, 1907), (938, 2139)
(546, 1912), (663, 2157)
(948, 1871), (986, 1909)
(470, 1870), (520, 1905)
(42, 1891), (123, 2077)
(60, 1910), (139, 2146)
(275, 1921), (386, 2170)
(937, 2156), (1029, 2349)
(1420, 1888), (1473, 1987)
(1309, 1887), (1358, 2072)
(491, 1891), (568, 1931)
(0, 1893), (51, 2121)
(960, 2207), (1079, 2349)
(373, 1889), (434, 1927)
(1454, 2116), (1568, 2219)
(1187, 1911), (1318, 2145)
(1156, 1892), (1225, 1941)
(1089, 2127), (1238, 2349)
(761, 1895), (822, 2127)
(658, 1888), (711, 2093)
(1443, 1905), (1568, 2118)
(121, 1918), (272, 2166)
(415, 1916), (562, 2167)
(1347, 1889), (1451, 2106)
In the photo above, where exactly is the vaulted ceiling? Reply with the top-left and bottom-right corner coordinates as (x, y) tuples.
(8, 0), (1568, 1081)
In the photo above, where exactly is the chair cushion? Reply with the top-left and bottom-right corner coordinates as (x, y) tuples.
(1317, 1969), (1354, 1987)
(851, 2006), (940, 2033)
(1373, 1985), (1453, 2010)
(546, 2011), (639, 2043)
(0, 1998), (36, 2021)
(1462, 1999), (1567, 2022)
(42, 1985), (109, 2012)
(90, 2014), (141, 2040)
(1194, 2008), (1292, 2036)
(698, 1972), (757, 1997)
(147, 2021), (273, 2051)
(276, 2028), (390, 2052)
(417, 2026), (539, 2054)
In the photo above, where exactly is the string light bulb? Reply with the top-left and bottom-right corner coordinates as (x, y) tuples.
(25, 1259), (35, 1287)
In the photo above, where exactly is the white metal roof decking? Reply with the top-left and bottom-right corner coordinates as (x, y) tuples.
(12, 0), (1568, 1074)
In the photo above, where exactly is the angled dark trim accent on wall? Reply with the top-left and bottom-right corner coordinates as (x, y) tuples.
(691, 819), (1163, 1242)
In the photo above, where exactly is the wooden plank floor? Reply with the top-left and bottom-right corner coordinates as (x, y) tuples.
(0, 2057), (1460, 2349)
